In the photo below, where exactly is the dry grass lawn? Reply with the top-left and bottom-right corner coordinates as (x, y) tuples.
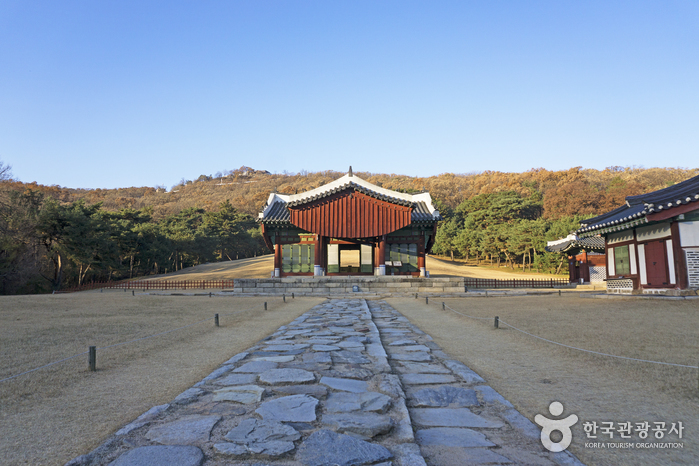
(426, 255), (566, 279)
(0, 292), (322, 465)
(143, 255), (274, 280)
(389, 295), (699, 466)
(137, 254), (564, 282)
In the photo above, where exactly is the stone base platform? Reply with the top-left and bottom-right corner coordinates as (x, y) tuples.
(233, 277), (467, 296)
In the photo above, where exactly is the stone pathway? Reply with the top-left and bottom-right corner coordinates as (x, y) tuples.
(67, 299), (584, 466)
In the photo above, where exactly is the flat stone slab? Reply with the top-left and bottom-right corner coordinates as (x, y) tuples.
(255, 394), (319, 422)
(252, 355), (296, 362)
(443, 360), (485, 384)
(337, 340), (364, 348)
(325, 391), (392, 413)
(259, 368), (315, 385)
(212, 443), (247, 456)
(272, 385), (328, 397)
(389, 352), (432, 362)
(393, 345), (431, 352)
(320, 376), (368, 393)
(410, 408), (504, 428)
(215, 349), (244, 364)
(213, 385), (265, 404)
(214, 440), (295, 456)
(262, 344), (310, 351)
(388, 339), (417, 346)
(111, 446), (204, 466)
(214, 373), (258, 386)
(409, 386), (479, 407)
(322, 413), (393, 438)
(233, 361), (279, 373)
(321, 367), (374, 380)
(415, 427), (495, 448)
(146, 415), (220, 445)
(305, 338), (340, 344)
(313, 344), (341, 351)
(173, 388), (203, 404)
(401, 373), (456, 385)
(396, 362), (451, 374)
(296, 430), (393, 466)
(331, 351), (371, 364)
(420, 446), (513, 465)
(303, 352), (332, 364)
(225, 418), (301, 444)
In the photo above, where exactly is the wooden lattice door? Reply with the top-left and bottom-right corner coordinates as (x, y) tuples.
(644, 240), (669, 287)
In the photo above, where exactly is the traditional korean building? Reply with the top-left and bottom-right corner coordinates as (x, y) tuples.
(577, 174), (699, 294)
(258, 169), (442, 277)
(545, 235), (606, 284)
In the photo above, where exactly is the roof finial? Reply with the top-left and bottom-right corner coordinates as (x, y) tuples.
(348, 166), (353, 177)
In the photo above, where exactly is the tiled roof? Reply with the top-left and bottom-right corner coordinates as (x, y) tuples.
(286, 181), (413, 208)
(577, 173), (699, 236)
(545, 235), (605, 253)
(258, 172), (442, 226)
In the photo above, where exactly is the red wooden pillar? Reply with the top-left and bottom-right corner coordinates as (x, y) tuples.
(378, 236), (386, 275)
(274, 233), (282, 278)
(418, 234), (426, 277)
(581, 250), (590, 283)
(670, 222), (688, 289)
(314, 235), (323, 276)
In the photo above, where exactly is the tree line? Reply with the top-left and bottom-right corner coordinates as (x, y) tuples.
(1, 168), (265, 294)
(432, 190), (605, 275)
(2, 159), (698, 291)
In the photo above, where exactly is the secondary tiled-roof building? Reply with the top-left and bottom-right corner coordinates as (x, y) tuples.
(577, 174), (699, 294)
(258, 169), (442, 277)
(546, 235), (606, 284)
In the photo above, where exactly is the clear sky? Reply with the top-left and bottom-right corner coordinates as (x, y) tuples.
(1, 1), (698, 189)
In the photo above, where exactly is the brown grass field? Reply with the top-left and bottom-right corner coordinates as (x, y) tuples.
(138, 253), (567, 281)
(0, 292), (323, 465)
(2, 256), (696, 465)
(390, 296), (699, 466)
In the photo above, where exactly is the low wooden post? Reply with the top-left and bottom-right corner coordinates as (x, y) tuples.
(292, 293), (294, 299)
(132, 290), (134, 296)
(442, 302), (445, 310)
(215, 314), (219, 327)
(264, 302), (267, 310)
(88, 346), (96, 371)
(425, 297), (429, 304)
(494, 316), (499, 329)
(283, 294), (286, 302)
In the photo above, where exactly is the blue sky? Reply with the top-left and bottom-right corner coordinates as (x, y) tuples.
(1, 1), (698, 189)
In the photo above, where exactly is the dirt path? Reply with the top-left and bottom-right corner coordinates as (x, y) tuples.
(0, 292), (322, 465)
(388, 296), (699, 466)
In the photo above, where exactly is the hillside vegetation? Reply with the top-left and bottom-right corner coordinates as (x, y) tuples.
(1, 163), (697, 293)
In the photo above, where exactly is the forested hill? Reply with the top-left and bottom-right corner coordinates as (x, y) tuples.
(7, 166), (699, 220)
(1, 165), (697, 294)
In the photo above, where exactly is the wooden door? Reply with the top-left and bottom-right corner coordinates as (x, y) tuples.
(644, 240), (669, 287)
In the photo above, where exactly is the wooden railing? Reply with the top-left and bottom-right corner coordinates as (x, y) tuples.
(464, 278), (569, 289)
(57, 279), (235, 293)
(108, 280), (235, 290)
